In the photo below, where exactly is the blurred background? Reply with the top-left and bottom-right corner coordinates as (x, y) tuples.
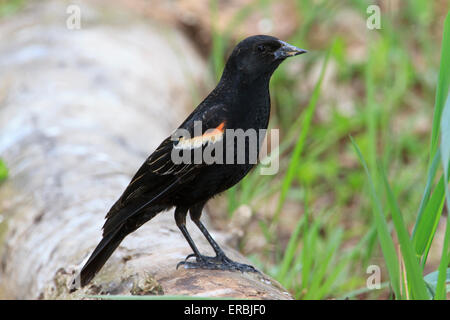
(0, 0), (449, 299)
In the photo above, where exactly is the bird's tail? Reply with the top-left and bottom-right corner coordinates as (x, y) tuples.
(73, 226), (126, 289)
(71, 203), (168, 291)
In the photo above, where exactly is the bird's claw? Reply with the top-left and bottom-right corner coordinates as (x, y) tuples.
(184, 253), (196, 262)
(175, 253), (197, 269)
(176, 253), (259, 273)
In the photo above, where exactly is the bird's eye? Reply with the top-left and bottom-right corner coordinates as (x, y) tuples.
(257, 45), (266, 52)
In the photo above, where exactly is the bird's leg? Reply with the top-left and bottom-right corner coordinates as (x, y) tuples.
(174, 206), (204, 269)
(178, 203), (258, 273)
(193, 219), (227, 259)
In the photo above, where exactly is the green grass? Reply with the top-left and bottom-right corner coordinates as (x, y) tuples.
(273, 45), (331, 224)
(0, 0), (25, 18)
(206, 0), (450, 299)
(0, 159), (7, 183)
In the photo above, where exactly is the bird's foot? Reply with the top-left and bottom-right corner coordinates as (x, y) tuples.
(176, 253), (259, 273)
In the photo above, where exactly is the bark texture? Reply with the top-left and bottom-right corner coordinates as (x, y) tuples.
(0, 0), (292, 300)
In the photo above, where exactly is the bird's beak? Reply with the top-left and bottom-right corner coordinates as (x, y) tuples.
(274, 40), (307, 59)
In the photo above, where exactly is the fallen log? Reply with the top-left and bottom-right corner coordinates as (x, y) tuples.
(0, 0), (292, 300)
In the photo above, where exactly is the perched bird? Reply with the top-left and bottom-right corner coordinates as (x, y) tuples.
(75, 35), (306, 288)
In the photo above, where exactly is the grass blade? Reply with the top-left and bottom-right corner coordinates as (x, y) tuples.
(429, 12), (450, 161)
(304, 229), (343, 299)
(0, 159), (7, 182)
(434, 218), (450, 299)
(277, 216), (305, 284)
(441, 93), (450, 210)
(350, 137), (402, 299)
(412, 149), (442, 239)
(412, 176), (445, 264)
(435, 93), (450, 299)
(380, 165), (430, 299)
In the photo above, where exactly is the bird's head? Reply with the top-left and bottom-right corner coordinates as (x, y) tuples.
(222, 35), (307, 83)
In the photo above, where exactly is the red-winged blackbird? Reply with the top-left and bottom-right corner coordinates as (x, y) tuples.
(76, 35), (306, 288)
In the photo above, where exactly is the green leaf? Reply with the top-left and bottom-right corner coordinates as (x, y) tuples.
(350, 137), (402, 299)
(412, 176), (445, 263)
(0, 159), (8, 182)
(380, 165), (430, 299)
(441, 93), (450, 210)
(277, 216), (305, 284)
(430, 12), (450, 161)
(436, 93), (450, 300)
(427, 11), (450, 300)
(435, 92), (450, 299)
(412, 149), (442, 239)
(434, 218), (450, 300)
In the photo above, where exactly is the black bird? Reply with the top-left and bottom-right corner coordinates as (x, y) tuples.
(75, 35), (306, 288)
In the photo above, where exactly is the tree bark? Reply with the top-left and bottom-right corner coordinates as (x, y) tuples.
(0, 0), (292, 300)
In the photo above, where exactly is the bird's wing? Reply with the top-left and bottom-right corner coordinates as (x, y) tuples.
(102, 104), (228, 236)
